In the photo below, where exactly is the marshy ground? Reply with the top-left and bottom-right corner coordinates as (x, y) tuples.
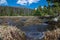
(0, 16), (60, 40)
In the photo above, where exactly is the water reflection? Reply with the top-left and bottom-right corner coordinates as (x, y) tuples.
(21, 23), (48, 32)
(25, 32), (45, 40)
(21, 23), (48, 40)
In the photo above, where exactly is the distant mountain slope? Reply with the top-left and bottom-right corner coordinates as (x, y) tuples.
(0, 6), (33, 16)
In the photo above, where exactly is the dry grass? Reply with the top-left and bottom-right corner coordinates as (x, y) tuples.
(0, 25), (26, 40)
(44, 28), (60, 40)
(0, 16), (42, 26)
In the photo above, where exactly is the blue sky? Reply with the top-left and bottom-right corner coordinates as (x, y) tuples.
(0, 0), (48, 9)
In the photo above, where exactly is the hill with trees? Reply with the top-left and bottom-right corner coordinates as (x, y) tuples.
(33, 0), (60, 16)
(0, 6), (33, 16)
(0, 0), (60, 16)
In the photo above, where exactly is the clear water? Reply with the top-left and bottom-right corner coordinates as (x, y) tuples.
(25, 32), (45, 40)
(21, 23), (48, 32)
(21, 23), (48, 40)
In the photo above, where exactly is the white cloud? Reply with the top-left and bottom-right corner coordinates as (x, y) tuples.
(28, 0), (40, 4)
(0, 0), (8, 5)
(17, 0), (40, 5)
(17, 0), (28, 5)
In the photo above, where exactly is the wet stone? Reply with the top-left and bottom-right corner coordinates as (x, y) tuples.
(0, 19), (3, 24)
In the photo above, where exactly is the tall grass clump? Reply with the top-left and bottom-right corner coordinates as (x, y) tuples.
(0, 26), (26, 40)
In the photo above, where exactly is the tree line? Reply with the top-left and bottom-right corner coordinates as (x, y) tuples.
(33, 0), (60, 16)
(0, 0), (60, 16)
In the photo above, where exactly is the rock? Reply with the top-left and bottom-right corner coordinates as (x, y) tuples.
(0, 19), (3, 24)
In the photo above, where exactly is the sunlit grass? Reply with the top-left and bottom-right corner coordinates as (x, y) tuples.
(0, 25), (26, 40)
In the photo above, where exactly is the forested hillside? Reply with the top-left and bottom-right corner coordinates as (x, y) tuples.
(0, 0), (60, 16)
(33, 0), (60, 16)
(0, 6), (33, 16)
